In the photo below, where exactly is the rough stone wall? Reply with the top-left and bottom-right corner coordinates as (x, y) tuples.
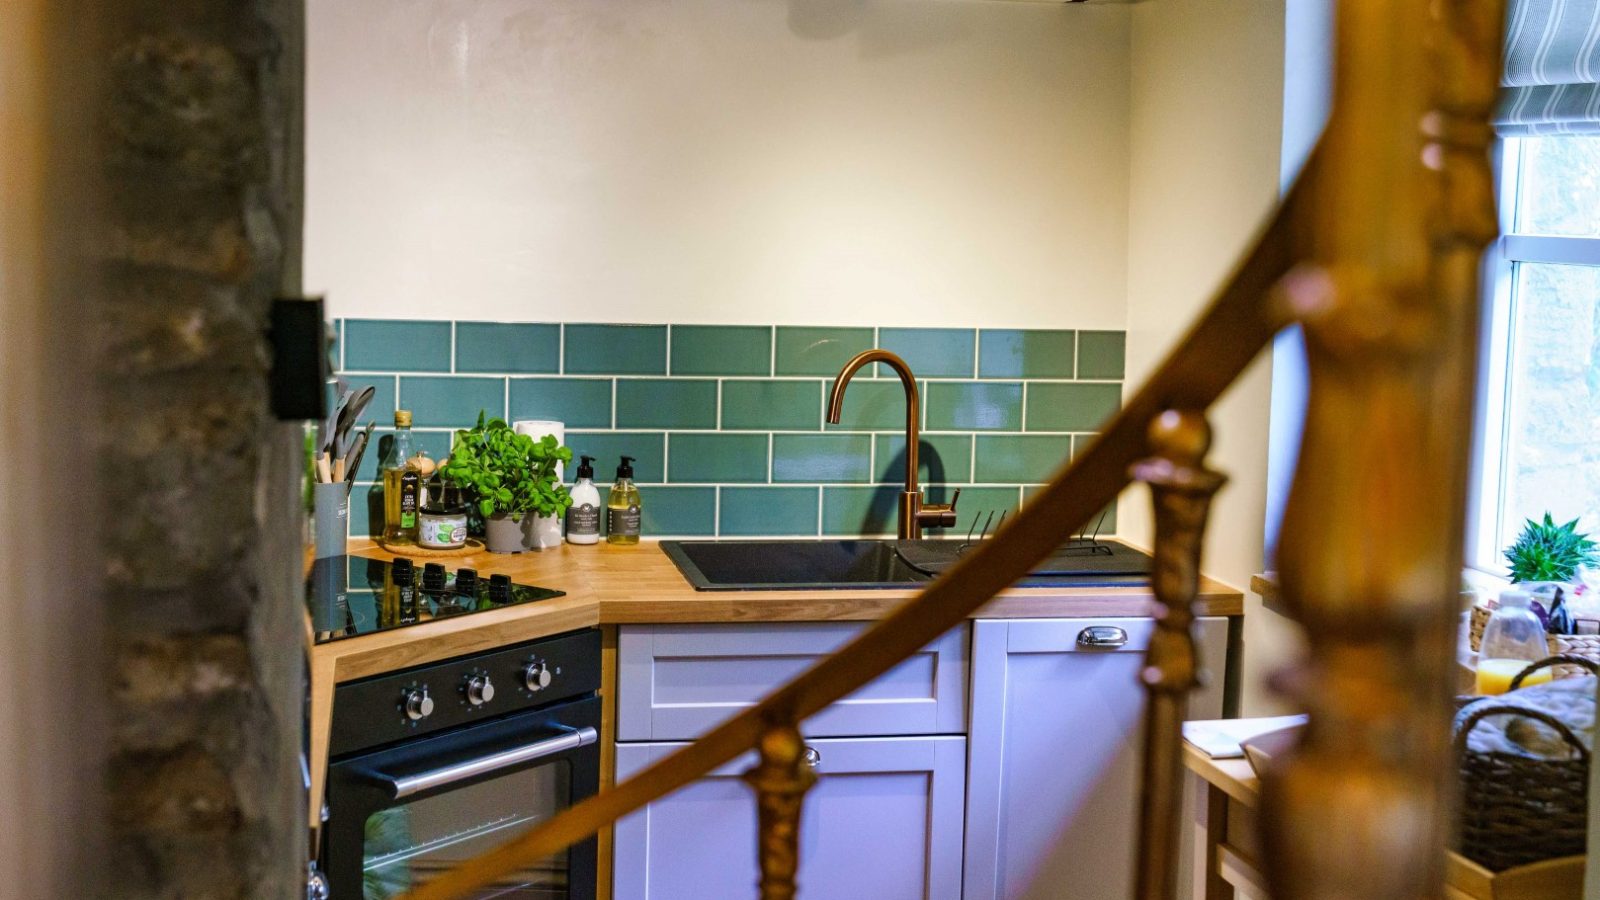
(93, 1), (306, 896)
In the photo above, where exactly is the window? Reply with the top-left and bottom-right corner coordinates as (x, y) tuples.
(1471, 136), (1600, 574)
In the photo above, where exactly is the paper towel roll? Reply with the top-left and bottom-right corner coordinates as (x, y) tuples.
(513, 419), (566, 481)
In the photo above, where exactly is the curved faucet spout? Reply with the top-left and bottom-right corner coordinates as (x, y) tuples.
(827, 349), (958, 539)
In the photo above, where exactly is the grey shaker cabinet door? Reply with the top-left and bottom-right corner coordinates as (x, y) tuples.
(613, 735), (967, 900)
(962, 617), (1229, 900)
(616, 623), (969, 741)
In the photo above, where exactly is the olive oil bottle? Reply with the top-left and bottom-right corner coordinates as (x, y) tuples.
(382, 410), (420, 544)
(606, 455), (641, 545)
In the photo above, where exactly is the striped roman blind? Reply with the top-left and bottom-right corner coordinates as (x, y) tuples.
(1499, 0), (1600, 135)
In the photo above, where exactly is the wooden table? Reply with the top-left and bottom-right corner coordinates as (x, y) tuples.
(1183, 741), (1585, 899)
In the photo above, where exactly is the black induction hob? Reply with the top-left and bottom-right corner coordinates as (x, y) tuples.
(307, 554), (565, 645)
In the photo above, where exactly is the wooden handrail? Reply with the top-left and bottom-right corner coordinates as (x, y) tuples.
(398, 155), (1309, 900)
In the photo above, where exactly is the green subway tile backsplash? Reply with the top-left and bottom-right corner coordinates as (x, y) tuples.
(878, 327), (975, 378)
(721, 487), (819, 536)
(615, 379), (717, 429)
(670, 325), (772, 376)
(772, 434), (872, 483)
(721, 380), (822, 431)
(345, 319), (452, 372)
(337, 319), (1123, 538)
(400, 376), (505, 428)
(564, 324), (667, 375)
(456, 322), (560, 374)
(775, 326), (874, 376)
(874, 434), (973, 485)
(979, 329), (1075, 379)
(1025, 382), (1121, 432)
(509, 377), (613, 429)
(1077, 330), (1127, 379)
(641, 487), (718, 536)
(974, 434), (1074, 484)
(567, 432), (666, 483)
(926, 382), (1023, 431)
(669, 433), (768, 483)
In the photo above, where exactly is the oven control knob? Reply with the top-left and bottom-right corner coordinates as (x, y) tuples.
(465, 674), (495, 706)
(523, 662), (553, 692)
(403, 688), (434, 721)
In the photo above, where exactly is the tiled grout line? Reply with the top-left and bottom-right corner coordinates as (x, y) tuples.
(609, 379), (617, 430)
(1020, 382), (1028, 430)
(664, 324), (672, 375)
(558, 324), (566, 376)
(449, 322), (457, 374)
(337, 370), (1122, 386)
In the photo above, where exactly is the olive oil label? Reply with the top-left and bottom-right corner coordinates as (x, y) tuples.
(608, 504), (641, 536)
(569, 503), (600, 534)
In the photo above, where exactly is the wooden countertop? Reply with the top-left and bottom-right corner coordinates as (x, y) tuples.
(324, 537), (1243, 678)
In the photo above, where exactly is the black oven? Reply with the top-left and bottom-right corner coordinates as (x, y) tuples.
(323, 629), (601, 900)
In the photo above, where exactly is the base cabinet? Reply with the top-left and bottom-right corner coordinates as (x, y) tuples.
(962, 617), (1229, 900)
(612, 735), (967, 900)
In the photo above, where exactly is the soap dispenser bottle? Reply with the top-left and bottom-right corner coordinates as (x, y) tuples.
(606, 455), (642, 545)
(567, 455), (602, 545)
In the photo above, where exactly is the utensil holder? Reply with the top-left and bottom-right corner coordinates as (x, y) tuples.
(313, 482), (350, 559)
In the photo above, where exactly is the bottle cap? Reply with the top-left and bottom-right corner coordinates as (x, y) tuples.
(1499, 589), (1533, 608)
(455, 568), (479, 596)
(577, 455), (596, 480)
(394, 410), (413, 428)
(391, 557), (414, 586)
(618, 455), (635, 479)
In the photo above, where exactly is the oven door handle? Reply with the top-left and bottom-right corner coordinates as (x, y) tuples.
(383, 725), (599, 799)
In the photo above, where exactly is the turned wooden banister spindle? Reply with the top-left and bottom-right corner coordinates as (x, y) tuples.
(1129, 410), (1226, 900)
(742, 722), (818, 900)
(1259, 2), (1504, 899)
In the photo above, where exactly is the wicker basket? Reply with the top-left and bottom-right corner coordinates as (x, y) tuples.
(1455, 701), (1591, 871)
(1468, 605), (1600, 679)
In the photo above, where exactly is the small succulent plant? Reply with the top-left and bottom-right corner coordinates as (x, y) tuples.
(1504, 512), (1598, 584)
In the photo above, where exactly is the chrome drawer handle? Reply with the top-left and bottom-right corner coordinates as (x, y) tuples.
(1077, 626), (1129, 649)
(803, 746), (822, 769)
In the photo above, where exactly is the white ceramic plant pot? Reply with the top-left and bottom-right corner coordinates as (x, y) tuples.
(484, 514), (524, 554)
(523, 513), (563, 551)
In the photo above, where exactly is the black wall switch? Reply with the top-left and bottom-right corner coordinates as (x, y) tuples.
(269, 296), (328, 421)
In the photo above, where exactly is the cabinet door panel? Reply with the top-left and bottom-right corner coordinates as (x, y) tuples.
(614, 735), (965, 900)
(964, 617), (1229, 900)
(617, 623), (968, 741)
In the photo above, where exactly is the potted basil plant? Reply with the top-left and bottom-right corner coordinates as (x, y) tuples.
(441, 413), (573, 553)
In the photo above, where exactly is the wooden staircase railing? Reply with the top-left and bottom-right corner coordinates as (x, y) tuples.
(400, 1), (1505, 898)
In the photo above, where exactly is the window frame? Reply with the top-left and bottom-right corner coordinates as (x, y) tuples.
(1468, 137), (1600, 576)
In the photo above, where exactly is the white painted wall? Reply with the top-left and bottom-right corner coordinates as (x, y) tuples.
(306, 0), (1131, 328)
(1122, 0), (1300, 715)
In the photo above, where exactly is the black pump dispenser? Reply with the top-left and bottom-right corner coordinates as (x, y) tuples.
(577, 455), (596, 480)
(617, 455), (635, 479)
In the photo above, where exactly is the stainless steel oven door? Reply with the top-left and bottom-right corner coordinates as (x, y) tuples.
(325, 695), (600, 900)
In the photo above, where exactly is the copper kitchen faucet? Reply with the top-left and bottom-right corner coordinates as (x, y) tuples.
(827, 349), (960, 540)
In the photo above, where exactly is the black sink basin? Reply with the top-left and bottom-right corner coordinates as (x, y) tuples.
(662, 540), (926, 591)
(661, 538), (1155, 592)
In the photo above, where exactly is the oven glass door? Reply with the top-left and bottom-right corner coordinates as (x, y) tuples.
(362, 760), (570, 900)
(328, 695), (600, 900)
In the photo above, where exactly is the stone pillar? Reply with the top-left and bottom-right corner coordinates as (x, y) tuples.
(90, 0), (307, 895)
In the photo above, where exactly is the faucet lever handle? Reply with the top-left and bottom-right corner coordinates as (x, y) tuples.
(917, 488), (961, 529)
